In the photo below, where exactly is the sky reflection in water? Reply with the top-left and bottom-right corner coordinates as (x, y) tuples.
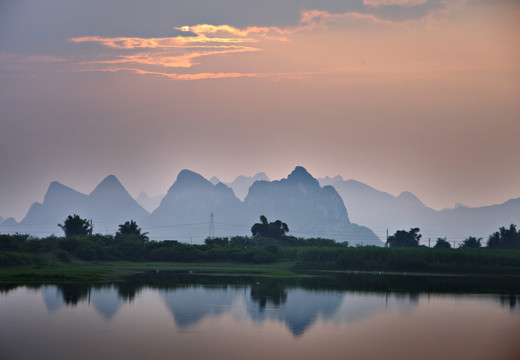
(1, 280), (519, 360)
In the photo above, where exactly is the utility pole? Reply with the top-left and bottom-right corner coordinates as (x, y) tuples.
(428, 238), (430, 248)
(209, 212), (214, 238)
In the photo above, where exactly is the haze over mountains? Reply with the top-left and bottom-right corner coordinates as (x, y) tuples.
(319, 176), (520, 245)
(144, 166), (379, 245)
(0, 167), (380, 246)
(1, 167), (518, 246)
(0, 175), (149, 237)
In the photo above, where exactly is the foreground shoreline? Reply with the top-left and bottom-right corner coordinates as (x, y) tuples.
(2, 261), (520, 285)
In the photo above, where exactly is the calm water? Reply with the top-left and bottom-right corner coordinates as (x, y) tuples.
(1, 274), (519, 360)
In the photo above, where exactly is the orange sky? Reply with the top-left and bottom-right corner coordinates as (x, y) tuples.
(0, 0), (519, 220)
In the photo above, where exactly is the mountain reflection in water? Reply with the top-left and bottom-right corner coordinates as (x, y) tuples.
(37, 282), (410, 336)
(1, 273), (519, 360)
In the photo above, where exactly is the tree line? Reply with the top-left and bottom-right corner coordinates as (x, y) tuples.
(1, 214), (519, 272)
(386, 224), (520, 249)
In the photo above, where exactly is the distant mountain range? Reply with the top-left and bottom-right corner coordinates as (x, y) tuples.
(318, 176), (520, 245)
(143, 166), (379, 245)
(1, 167), (518, 246)
(145, 169), (248, 242)
(135, 172), (270, 213)
(243, 167), (377, 245)
(0, 175), (149, 237)
(136, 192), (163, 213)
(0, 167), (381, 246)
(224, 172), (269, 200)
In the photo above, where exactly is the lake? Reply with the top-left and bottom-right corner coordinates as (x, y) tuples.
(1, 273), (519, 360)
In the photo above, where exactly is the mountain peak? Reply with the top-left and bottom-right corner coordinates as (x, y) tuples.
(287, 166), (319, 187)
(166, 169), (213, 194)
(44, 181), (83, 203)
(90, 175), (126, 196)
(47, 181), (69, 193)
(177, 169), (209, 184)
(397, 191), (424, 207)
(253, 172), (269, 181)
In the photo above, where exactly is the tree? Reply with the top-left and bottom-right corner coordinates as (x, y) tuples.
(386, 228), (421, 248)
(460, 236), (482, 249)
(116, 220), (148, 241)
(487, 224), (520, 249)
(434, 237), (451, 249)
(58, 214), (92, 237)
(251, 215), (289, 239)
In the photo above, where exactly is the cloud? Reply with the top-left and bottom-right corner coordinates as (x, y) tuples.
(176, 24), (289, 38)
(299, 9), (397, 28)
(70, 34), (256, 49)
(363, 0), (428, 8)
(80, 67), (268, 80)
(81, 47), (260, 69)
(66, 2), (480, 81)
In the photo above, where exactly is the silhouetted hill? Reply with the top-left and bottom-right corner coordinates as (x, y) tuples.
(6, 176), (149, 237)
(245, 167), (381, 246)
(319, 176), (520, 244)
(145, 170), (247, 241)
(88, 175), (149, 225)
(0, 217), (18, 234)
(19, 182), (90, 235)
(144, 167), (380, 245)
(136, 192), (163, 213)
(225, 172), (270, 201)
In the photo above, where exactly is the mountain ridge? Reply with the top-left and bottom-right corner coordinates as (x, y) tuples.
(318, 176), (520, 244)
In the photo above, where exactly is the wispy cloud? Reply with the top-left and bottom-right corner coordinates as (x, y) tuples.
(81, 47), (259, 69)
(70, 34), (256, 49)
(363, 0), (428, 8)
(67, 2), (477, 81)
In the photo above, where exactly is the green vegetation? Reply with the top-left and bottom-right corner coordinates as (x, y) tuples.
(58, 214), (93, 237)
(461, 236), (482, 249)
(2, 218), (520, 281)
(386, 227), (421, 247)
(116, 220), (149, 242)
(488, 224), (520, 249)
(434, 237), (451, 249)
(251, 215), (289, 239)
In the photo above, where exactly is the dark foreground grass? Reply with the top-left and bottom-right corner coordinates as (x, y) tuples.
(0, 261), (302, 284)
(3, 259), (520, 286)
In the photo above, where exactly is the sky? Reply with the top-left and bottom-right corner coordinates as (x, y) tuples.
(1, 0), (519, 221)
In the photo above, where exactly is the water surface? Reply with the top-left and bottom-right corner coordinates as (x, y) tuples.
(1, 274), (519, 360)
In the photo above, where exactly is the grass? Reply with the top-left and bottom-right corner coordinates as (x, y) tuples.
(3, 260), (520, 285)
(0, 261), (303, 284)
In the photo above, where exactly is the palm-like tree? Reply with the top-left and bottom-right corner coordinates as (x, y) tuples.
(116, 220), (149, 241)
(58, 214), (92, 237)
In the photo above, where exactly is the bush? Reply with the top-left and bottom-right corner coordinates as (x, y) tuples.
(52, 249), (72, 263)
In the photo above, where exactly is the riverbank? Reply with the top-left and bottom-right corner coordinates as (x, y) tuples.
(0, 261), (301, 284)
(2, 260), (520, 286)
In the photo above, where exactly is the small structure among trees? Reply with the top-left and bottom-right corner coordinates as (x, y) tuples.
(58, 214), (92, 238)
(251, 215), (289, 239)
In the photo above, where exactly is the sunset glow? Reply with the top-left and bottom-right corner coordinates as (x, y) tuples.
(0, 0), (519, 221)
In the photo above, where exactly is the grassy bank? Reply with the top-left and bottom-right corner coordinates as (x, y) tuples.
(0, 261), (303, 284)
(2, 233), (520, 282)
(2, 259), (520, 286)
